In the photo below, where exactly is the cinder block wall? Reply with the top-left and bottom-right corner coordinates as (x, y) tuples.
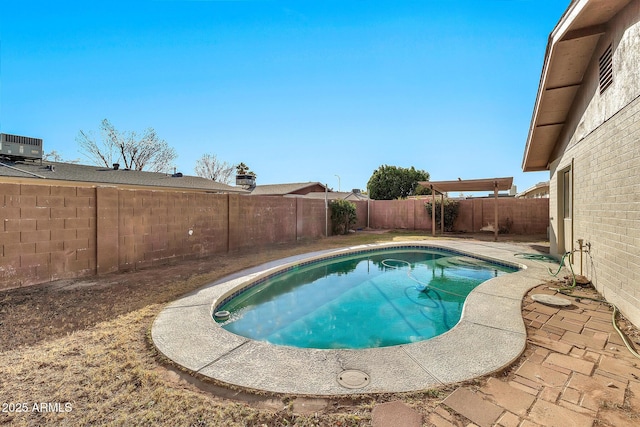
(1, 183), (549, 290)
(1, 183), (96, 288)
(368, 199), (421, 229)
(550, 95), (640, 328)
(0, 185), (331, 290)
(544, 3), (640, 328)
(366, 198), (548, 234)
(116, 190), (230, 272)
(229, 195), (296, 249)
(455, 198), (549, 234)
(297, 197), (330, 238)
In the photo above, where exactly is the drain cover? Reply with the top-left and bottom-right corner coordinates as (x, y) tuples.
(531, 293), (572, 307)
(337, 369), (370, 389)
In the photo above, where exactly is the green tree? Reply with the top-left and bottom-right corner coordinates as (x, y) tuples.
(367, 165), (430, 200)
(235, 162), (257, 178)
(413, 183), (432, 196)
(330, 199), (357, 235)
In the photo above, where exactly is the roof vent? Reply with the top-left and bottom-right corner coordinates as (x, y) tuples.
(599, 44), (613, 94)
(113, 163), (120, 170)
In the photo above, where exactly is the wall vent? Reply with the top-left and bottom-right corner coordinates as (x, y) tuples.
(599, 44), (613, 94)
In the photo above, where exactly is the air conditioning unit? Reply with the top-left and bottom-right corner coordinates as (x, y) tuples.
(0, 133), (43, 161)
(236, 174), (256, 187)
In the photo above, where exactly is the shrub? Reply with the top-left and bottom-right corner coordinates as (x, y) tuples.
(425, 198), (460, 232)
(330, 200), (357, 235)
(499, 217), (513, 234)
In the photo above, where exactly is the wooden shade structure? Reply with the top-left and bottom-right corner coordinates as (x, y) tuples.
(417, 177), (513, 241)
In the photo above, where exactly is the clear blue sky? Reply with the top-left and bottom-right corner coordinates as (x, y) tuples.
(1, 0), (568, 194)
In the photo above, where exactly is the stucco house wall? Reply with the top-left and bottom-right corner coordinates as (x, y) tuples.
(542, 1), (640, 326)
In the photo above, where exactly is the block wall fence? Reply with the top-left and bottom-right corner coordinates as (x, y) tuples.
(360, 198), (549, 235)
(0, 182), (548, 290)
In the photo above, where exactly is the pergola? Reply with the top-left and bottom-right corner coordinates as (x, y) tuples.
(417, 177), (514, 241)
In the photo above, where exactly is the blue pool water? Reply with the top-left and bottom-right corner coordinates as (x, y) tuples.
(217, 248), (516, 349)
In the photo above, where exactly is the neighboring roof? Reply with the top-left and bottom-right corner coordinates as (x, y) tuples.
(249, 182), (329, 196)
(417, 177), (514, 194)
(522, 0), (633, 172)
(342, 191), (370, 201)
(302, 190), (369, 201)
(0, 160), (247, 193)
(516, 181), (550, 198)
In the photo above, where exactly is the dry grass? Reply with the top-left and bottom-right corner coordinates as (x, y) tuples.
(0, 231), (547, 426)
(0, 305), (378, 426)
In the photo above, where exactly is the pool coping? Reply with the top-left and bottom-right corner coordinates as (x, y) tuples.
(151, 240), (552, 395)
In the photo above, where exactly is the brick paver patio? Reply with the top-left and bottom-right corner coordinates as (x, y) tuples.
(427, 283), (640, 427)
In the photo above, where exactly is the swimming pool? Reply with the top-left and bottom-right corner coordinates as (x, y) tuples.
(152, 240), (547, 395)
(215, 248), (517, 349)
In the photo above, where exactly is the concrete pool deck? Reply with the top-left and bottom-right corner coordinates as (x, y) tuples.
(151, 240), (553, 395)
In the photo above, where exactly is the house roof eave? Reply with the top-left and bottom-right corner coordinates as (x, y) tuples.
(522, 0), (632, 172)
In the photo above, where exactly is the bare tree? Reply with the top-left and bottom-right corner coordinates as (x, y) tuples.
(194, 153), (234, 184)
(76, 119), (177, 172)
(43, 150), (79, 163)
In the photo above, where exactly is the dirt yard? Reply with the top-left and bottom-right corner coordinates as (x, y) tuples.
(1, 231), (634, 426)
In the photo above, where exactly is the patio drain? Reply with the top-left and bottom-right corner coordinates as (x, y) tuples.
(337, 369), (370, 389)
